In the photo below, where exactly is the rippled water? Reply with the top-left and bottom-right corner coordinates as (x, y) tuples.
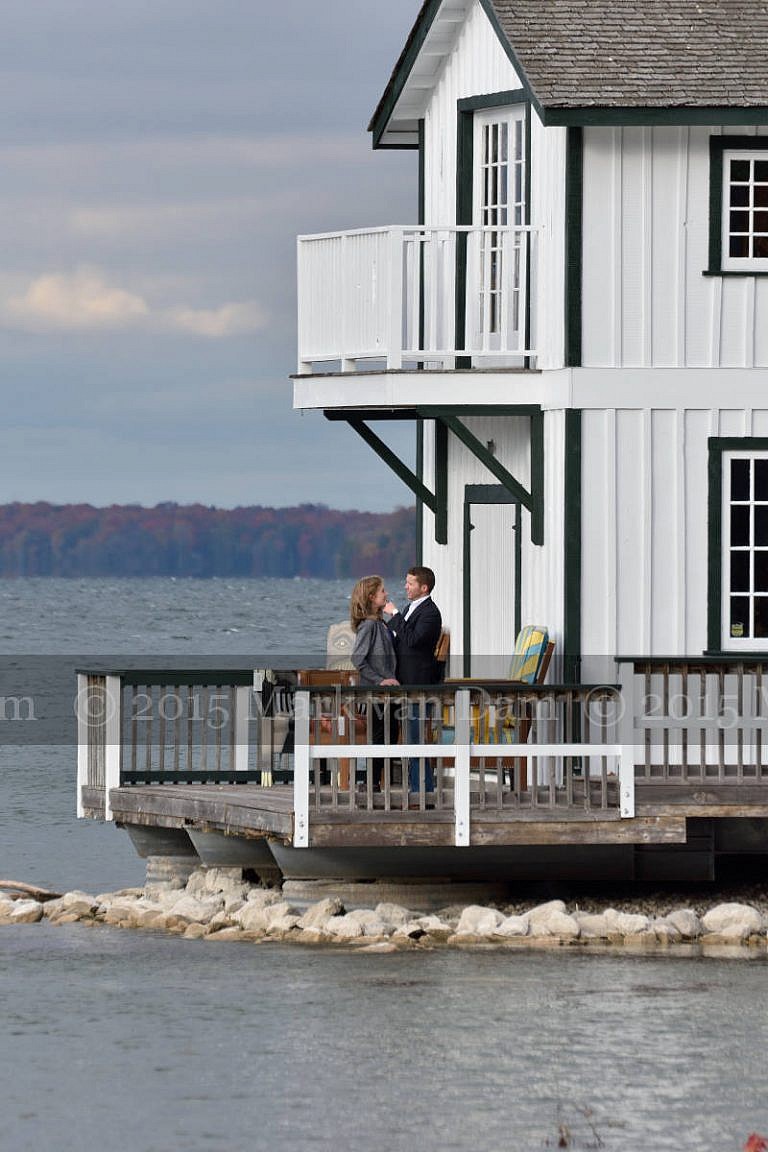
(2, 579), (768, 1151)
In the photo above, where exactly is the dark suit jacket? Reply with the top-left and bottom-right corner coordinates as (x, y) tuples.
(387, 597), (443, 685)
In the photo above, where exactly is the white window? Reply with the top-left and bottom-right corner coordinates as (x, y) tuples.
(722, 451), (768, 647)
(472, 106), (525, 340)
(721, 150), (768, 272)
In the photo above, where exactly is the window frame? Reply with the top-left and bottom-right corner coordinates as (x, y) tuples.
(708, 136), (768, 275)
(708, 437), (768, 652)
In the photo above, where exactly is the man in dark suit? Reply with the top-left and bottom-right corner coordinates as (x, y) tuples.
(385, 566), (442, 800)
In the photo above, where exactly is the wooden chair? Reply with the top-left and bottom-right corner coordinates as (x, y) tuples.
(442, 626), (555, 789)
(296, 668), (360, 790)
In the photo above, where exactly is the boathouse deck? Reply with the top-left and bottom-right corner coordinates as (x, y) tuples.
(76, 659), (768, 858)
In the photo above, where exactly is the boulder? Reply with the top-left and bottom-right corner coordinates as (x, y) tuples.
(574, 912), (611, 939)
(528, 908), (579, 939)
(456, 905), (504, 936)
(701, 903), (764, 936)
(43, 891), (99, 921)
(234, 900), (295, 934)
(603, 908), (651, 936)
(166, 894), (224, 926)
(183, 923), (208, 939)
(342, 909), (391, 937)
(297, 898), (344, 930)
(373, 903), (411, 928)
(186, 868), (248, 900)
(494, 915), (530, 938)
(663, 909), (702, 939)
(8, 899), (43, 924)
(393, 921), (427, 940)
(527, 899), (567, 923)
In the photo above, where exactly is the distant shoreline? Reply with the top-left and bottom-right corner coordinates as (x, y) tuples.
(0, 501), (416, 579)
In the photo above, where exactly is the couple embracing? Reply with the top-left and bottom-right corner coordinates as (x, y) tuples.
(349, 566), (442, 796)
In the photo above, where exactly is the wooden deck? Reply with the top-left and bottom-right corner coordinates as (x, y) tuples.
(82, 782), (706, 849)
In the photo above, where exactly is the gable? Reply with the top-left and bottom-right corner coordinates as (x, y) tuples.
(371, 0), (768, 144)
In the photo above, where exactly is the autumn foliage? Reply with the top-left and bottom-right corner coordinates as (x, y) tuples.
(0, 502), (416, 579)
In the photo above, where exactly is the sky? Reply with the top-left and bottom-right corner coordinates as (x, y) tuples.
(0, 0), (422, 512)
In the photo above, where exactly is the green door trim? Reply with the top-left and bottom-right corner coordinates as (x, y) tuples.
(463, 483), (522, 676)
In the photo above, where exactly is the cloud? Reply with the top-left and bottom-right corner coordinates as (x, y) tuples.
(2, 266), (268, 337)
(8, 267), (148, 330)
(168, 300), (268, 337)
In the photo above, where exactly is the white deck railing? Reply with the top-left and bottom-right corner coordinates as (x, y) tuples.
(296, 224), (538, 372)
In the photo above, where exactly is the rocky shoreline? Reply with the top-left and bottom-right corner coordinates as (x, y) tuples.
(4, 870), (768, 957)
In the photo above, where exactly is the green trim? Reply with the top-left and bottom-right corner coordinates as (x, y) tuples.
(369, 0), (442, 148)
(416, 404), (542, 416)
(440, 413), (544, 545)
(708, 136), (768, 274)
(524, 102), (532, 368)
(457, 89), (529, 113)
(563, 410), (582, 684)
(418, 118), (425, 225)
(348, 418), (436, 512)
(529, 409), (544, 546)
(707, 437), (768, 652)
(476, 0), (545, 123)
(545, 106), (768, 127)
(416, 417), (424, 562)
(564, 126), (583, 367)
(434, 418), (449, 545)
(703, 270), (768, 278)
(455, 107), (474, 366)
(462, 497), (473, 676)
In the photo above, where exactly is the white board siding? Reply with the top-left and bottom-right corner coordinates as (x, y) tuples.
(421, 0), (567, 369)
(582, 125), (768, 369)
(423, 1), (522, 226)
(421, 412), (565, 665)
(581, 406), (768, 666)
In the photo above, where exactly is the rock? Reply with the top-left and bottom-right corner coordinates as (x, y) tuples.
(206, 927), (244, 941)
(246, 888), (283, 907)
(417, 914), (453, 941)
(604, 908), (651, 936)
(574, 912), (611, 939)
(651, 920), (681, 944)
(701, 902), (764, 935)
(325, 914), (365, 939)
(357, 942), (398, 953)
(297, 897), (344, 930)
(528, 909), (579, 939)
(663, 909), (702, 939)
(234, 900), (295, 934)
(186, 868), (248, 901)
(7, 899), (44, 924)
(43, 891), (99, 921)
(373, 902), (411, 927)
(165, 894), (224, 927)
(494, 914), (530, 938)
(183, 923), (208, 939)
(393, 921), (427, 940)
(456, 905), (504, 936)
(336, 909), (390, 937)
(266, 914), (301, 937)
(527, 899), (567, 924)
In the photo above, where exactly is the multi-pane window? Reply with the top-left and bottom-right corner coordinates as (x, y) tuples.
(722, 150), (768, 271)
(723, 453), (768, 644)
(474, 108), (526, 337)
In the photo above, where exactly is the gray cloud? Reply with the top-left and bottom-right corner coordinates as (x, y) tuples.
(0, 0), (420, 510)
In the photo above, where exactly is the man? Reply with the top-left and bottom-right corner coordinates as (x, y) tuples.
(385, 566), (442, 801)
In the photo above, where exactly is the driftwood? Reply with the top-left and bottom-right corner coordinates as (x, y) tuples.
(0, 880), (63, 902)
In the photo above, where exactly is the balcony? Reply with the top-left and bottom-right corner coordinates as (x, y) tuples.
(296, 224), (538, 375)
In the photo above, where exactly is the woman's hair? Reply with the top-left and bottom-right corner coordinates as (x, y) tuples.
(350, 575), (384, 631)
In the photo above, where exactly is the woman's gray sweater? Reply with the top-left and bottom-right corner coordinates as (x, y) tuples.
(351, 618), (397, 686)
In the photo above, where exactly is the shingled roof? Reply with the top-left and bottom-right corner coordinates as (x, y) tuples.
(370, 0), (768, 143)
(490, 0), (768, 110)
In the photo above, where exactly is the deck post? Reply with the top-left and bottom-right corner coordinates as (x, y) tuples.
(387, 228), (404, 370)
(294, 689), (310, 848)
(234, 685), (251, 774)
(104, 674), (122, 822)
(454, 688), (471, 846)
(617, 662), (637, 818)
(76, 673), (88, 818)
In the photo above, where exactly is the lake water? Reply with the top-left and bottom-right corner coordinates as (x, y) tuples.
(2, 578), (768, 1151)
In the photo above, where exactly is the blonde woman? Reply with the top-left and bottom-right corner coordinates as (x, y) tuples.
(350, 575), (399, 790)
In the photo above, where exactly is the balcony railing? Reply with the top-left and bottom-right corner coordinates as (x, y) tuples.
(296, 224), (538, 373)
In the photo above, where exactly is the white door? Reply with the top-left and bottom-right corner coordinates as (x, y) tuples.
(470, 106), (527, 355)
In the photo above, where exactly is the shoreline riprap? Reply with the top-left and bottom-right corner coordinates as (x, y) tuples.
(3, 869), (768, 957)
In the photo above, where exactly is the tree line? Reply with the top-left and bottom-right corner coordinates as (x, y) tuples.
(0, 502), (416, 579)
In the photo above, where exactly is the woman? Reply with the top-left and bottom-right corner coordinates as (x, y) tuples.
(350, 575), (399, 790)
